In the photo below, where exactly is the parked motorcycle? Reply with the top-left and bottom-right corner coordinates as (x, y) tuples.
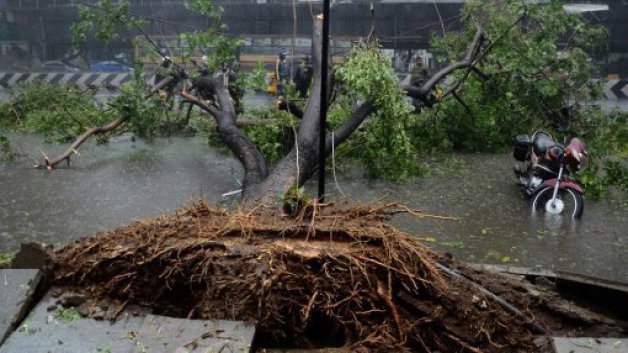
(513, 131), (587, 218)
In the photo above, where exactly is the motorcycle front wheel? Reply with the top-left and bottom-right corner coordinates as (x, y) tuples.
(531, 186), (584, 219)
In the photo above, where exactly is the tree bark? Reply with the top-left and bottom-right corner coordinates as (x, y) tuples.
(404, 27), (485, 104)
(241, 18), (326, 208)
(180, 79), (268, 190)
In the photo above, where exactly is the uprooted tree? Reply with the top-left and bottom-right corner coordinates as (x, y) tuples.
(183, 20), (488, 208)
(25, 0), (617, 204)
(38, 0), (490, 210)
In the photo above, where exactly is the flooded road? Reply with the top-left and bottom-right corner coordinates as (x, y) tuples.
(335, 154), (627, 283)
(0, 135), (243, 250)
(0, 135), (626, 283)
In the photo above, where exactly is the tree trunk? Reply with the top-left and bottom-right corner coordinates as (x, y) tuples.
(241, 18), (381, 209)
(185, 21), (486, 211)
(241, 18), (326, 208)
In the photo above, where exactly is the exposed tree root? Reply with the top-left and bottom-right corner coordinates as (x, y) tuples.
(52, 202), (625, 352)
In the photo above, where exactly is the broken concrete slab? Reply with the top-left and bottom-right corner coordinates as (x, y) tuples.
(135, 315), (255, 353)
(552, 337), (627, 353)
(1, 291), (256, 353)
(0, 269), (42, 345)
(0, 293), (144, 353)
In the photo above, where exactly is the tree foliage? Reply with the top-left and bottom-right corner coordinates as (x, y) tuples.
(0, 76), (187, 144)
(405, 0), (625, 196)
(180, 0), (241, 72)
(110, 70), (164, 140)
(0, 83), (112, 143)
(334, 41), (417, 179)
(416, 0), (607, 152)
(571, 108), (628, 197)
(3, 0), (623, 197)
(70, 0), (142, 46)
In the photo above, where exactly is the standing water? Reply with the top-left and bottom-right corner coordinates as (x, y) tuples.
(334, 154), (627, 283)
(0, 135), (243, 250)
(0, 135), (626, 283)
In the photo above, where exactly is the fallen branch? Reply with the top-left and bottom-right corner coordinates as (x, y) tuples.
(180, 80), (269, 187)
(404, 27), (485, 105)
(37, 77), (175, 170)
(39, 116), (128, 170)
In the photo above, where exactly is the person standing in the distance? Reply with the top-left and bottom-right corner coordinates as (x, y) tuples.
(294, 56), (313, 99)
(409, 57), (442, 109)
(276, 50), (290, 96)
(410, 57), (428, 88)
(155, 56), (175, 106)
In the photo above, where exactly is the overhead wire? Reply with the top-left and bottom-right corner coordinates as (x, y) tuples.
(432, 0), (447, 36)
(291, 0), (300, 184)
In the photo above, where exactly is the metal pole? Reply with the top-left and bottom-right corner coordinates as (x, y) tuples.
(318, 0), (330, 202)
(40, 15), (46, 60)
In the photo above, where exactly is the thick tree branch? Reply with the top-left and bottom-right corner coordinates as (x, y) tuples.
(181, 84), (269, 188)
(41, 116), (128, 170)
(325, 101), (375, 152)
(241, 18), (325, 208)
(404, 27), (485, 104)
(180, 89), (221, 117)
(209, 72), (237, 120)
(277, 100), (304, 119)
(296, 18), (323, 148)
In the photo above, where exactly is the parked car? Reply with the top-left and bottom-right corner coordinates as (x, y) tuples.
(89, 61), (134, 73)
(38, 61), (81, 73)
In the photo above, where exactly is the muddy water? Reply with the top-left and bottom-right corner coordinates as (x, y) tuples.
(334, 154), (627, 283)
(0, 135), (243, 250)
(0, 135), (626, 283)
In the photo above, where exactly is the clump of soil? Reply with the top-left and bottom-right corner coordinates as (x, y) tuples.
(52, 202), (625, 352)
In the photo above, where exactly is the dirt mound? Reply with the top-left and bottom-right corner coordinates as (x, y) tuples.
(51, 202), (622, 352)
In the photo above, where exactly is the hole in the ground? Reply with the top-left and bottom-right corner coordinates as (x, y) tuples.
(252, 311), (346, 350)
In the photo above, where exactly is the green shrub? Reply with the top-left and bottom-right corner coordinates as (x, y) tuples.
(0, 82), (113, 143)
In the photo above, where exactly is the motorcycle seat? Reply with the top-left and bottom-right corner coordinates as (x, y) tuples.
(532, 131), (555, 156)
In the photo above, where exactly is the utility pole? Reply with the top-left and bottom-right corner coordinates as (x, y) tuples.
(40, 14), (46, 61)
(318, 0), (330, 202)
